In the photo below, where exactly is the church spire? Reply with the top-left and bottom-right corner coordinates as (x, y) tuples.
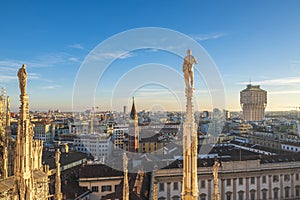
(3, 96), (11, 179)
(55, 149), (62, 200)
(182, 50), (199, 200)
(129, 97), (139, 152)
(13, 64), (35, 200)
(12, 64), (49, 199)
(130, 97), (137, 120)
(0, 88), (10, 179)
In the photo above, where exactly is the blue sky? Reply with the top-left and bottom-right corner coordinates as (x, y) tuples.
(1, 1), (300, 112)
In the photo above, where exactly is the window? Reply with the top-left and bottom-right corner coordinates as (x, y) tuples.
(273, 175), (279, 182)
(200, 194), (206, 200)
(173, 182), (178, 190)
(226, 179), (231, 186)
(250, 177), (255, 184)
(296, 173), (299, 180)
(273, 188), (279, 199)
(172, 195), (180, 200)
(226, 192), (232, 200)
(262, 176), (266, 184)
(262, 189), (267, 200)
(101, 185), (111, 192)
(239, 178), (243, 185)
(91, 186), (99, 192)
(238, 191), (244, 200)
(82, 186), (88, 190)
(284, 174), (290, 181)
(285, 187), (290, 198)
(201, 180), (205, 188)
(159, 183), (165, 192)
(296, 186), (300, 197)
(250, 190), (256, 200)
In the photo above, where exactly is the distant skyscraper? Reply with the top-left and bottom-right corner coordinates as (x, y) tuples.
(240, 84), (267, 121)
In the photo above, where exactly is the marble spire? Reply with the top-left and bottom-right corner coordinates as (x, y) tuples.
(55, 149), (62, 200)
(182, 50), (199, 200)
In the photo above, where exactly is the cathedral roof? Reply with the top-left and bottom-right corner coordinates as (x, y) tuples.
(0, 176), (14, 193)
(0, 170), (47, 193)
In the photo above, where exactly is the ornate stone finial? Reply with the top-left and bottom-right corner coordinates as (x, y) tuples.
(55, 149), (61, 165)
(17, 64), (27, 95)
(182, 49), (198, 89)
(65, 143), (69, 153)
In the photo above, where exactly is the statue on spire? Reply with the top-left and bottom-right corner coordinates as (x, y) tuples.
(182, 49), (197, 89)
(212, 158), (221, 200)
(17, 64), (27, 95)
(182, 49), (199, 200)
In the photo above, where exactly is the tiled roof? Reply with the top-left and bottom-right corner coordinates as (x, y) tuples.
(79, 164), (123, 178)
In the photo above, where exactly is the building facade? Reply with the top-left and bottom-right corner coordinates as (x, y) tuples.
(33, 121), (53, 143)
(154, 159), (300, 200)
(74, 133), (111, 162)
(240, 84), (267, 121)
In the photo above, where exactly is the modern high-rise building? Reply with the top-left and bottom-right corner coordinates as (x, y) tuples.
(240, 84), (267, 121)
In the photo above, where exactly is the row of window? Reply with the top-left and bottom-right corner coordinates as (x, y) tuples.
(159, 186), (300, 200)
(91, 185), (112, 192)
(283, 145), (299, 151)
(159, 182), (179, 191)
(159, 174), (300, 192)
(223, 174), (299, 187)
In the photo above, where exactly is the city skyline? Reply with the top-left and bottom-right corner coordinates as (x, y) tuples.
(1, 1), (300, 112)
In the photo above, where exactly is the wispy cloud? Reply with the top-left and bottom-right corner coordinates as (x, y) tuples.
(89, 51), (135, 61)
(68, 57), (80, 62)
(41, 85), (61, 90)
(238, 77), (300, 86)
(269, 90), (300, 95)
(131, 88), (209, 97)
(0, 75), (17, 83)
(290, 60), (300, 73)
(0, 52), (80, 83)
(291, 60), (300, 64)
(189, 32), (227, 41)
(0, 52), (81, 70)
(68, 43), (85, 50)
(0, 71), (41, 83)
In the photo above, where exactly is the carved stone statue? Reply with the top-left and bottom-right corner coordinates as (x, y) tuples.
(212, 159), (220, 200)
(213, 160), (220, 181)
(17, 64), (27, 95)
(55, 149), (61, 165)
(182, 49), (198, 89)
